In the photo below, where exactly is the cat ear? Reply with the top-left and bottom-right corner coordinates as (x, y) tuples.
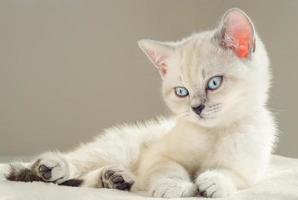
(215, 8), (255, 58)
(138, 39), (174, 77)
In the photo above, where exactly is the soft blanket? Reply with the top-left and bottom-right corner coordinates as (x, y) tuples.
(0, 155), (298, 200)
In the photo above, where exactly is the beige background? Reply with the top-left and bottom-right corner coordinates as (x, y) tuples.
(0, 0), (297, 158)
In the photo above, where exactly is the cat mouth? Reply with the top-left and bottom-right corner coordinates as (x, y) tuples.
(198, 114), (204, 119)
(194, 114), (205, 120)
(196, 114), (217, 121)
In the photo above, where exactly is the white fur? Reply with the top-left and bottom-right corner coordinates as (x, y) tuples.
(1, 8), (277, 198)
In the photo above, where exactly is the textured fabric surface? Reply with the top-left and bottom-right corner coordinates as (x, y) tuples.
(0, 155), (298, 200)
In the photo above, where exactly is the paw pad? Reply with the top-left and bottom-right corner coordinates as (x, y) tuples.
(102, 168), (134, 191)
(38, 164), (52, 180)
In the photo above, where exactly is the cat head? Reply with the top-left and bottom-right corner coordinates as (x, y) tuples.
(139, 8), (270, 128)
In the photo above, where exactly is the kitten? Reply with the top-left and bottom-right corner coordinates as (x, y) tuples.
(0, 8), (277, 198)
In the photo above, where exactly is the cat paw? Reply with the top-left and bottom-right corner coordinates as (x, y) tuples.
(150, 179), (197, 198)
(100, 166), (135, 191)
(196, 171), (236, 198)
(32, 152), (69, 184)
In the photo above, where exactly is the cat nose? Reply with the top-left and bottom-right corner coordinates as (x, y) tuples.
(192, 104), (205, 115)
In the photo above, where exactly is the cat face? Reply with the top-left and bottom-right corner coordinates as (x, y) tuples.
(139, 8), (270, 128)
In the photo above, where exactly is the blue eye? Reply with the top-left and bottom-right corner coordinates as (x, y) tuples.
(207, 76), (223, 90)
(174, 87), (189, 97)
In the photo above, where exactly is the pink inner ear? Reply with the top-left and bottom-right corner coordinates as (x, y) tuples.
(224, 11), (254, 58)
(231, 29), (251, 58)
(159, 64), (167, 76)
(146, 49), (168, 76)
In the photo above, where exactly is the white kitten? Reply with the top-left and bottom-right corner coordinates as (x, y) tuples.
(134, 8), (277, 197)
(1, 8), (277, 198)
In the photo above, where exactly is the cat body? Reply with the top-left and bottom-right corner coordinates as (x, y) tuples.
(134, 109), (275, 197)
(1, 8), (277, 198)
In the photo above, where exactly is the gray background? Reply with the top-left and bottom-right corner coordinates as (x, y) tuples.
(0, 0), (297, 158)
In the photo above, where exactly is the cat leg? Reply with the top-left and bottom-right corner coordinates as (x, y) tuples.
(4, 141), (135, 187)
(195, 169), (247, 198)
(81, 165), (135, 191)
(136, 160), (197, 198)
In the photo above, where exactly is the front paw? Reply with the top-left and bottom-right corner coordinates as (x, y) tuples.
(196, 171), (236, 198)
(149, 179), (197, 198)
(100, 166), (135, 191)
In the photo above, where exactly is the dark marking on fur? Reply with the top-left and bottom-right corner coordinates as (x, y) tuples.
(59, 179), (83, 187)
(6, 166), (43, 182)
(6, 159), (44, 183)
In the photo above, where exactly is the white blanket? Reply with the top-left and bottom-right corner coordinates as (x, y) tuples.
(0, 155), (298, 200)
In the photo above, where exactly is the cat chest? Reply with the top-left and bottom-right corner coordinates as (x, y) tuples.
(166, 130), (214, 171)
